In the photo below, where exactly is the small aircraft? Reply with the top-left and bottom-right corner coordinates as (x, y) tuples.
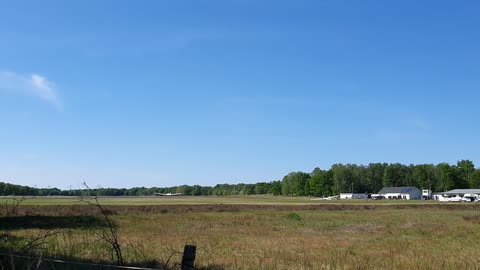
(311, 195), (339, 201)
(434, 194), (463, 202)
(154, 192), (183, 196)
(462, 194), (480, 202)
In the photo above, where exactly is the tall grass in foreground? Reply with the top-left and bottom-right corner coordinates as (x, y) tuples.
(2, 208), (480, 269)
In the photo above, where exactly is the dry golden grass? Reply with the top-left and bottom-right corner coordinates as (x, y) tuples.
(4, 206), (480, 269)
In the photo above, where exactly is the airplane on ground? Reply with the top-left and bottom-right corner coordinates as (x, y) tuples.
(154, 192), (183, 196)
(462, 194), (480, 202)
(434, 194), (466, 202)
(310, 195), (339, 201)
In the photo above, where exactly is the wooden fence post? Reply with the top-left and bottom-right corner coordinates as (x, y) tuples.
(181, 245), (196, 270)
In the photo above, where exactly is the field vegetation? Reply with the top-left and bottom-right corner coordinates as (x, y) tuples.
(0, 195), (450, 206)
(1, 196), (480, 269)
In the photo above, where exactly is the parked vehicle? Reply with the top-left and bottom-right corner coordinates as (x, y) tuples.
(462, 194), (480, 202)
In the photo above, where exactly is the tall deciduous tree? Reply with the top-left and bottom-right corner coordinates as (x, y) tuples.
(436, 163), (456, 192)
(331, 164), (357, 193)
(365, 163), (386, 193)
(383, 163), (409, 187)
(413, 164), (438, 190)
(470, 170), (480, 189)
(281, 172), (310, 196)
(270, 181), (282, 196)
(457, 160), (475, 188)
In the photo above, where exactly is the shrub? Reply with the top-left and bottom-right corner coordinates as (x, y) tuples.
(286, 212), (301, 221)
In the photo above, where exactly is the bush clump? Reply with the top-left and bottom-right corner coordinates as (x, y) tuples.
(286, 212), (302, 221)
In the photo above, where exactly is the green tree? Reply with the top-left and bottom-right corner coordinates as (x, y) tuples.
(254, 182), (268, 194)
(436, 163), (457, 192)
(413, 164), (438, 190)
(270, 181), (282, 196)
(470, 170), (480, 189)
(281, 172), (310, 196)
(404, 164), (418, 187)
(365, 163), (386, 193)
(192, 185), (202, 195)
(331, 164), (354, 193)
(457, 160), (474, 188)
(383, 163), (409, 187)
(307, 170), (323, 196)
(352, 165), (368, 193)
(319, 170), (335, 196)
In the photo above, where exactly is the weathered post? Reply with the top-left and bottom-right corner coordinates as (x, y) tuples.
(181, 245), (196, 270)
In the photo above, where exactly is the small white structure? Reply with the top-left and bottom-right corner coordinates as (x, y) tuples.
(422, 189), (433, 200)
(378, 187), (422, 200)
(339, 193), (368, 200)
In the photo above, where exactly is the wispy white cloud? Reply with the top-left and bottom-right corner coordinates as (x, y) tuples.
(0, 71), (62, 109)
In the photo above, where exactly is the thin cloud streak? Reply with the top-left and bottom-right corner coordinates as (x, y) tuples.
(0, 71), (62, 109)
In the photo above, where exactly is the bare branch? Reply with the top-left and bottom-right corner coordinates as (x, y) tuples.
(79, 182), (124, 265)
(17, 229), (63, 254)
(4, 196), (26, 216)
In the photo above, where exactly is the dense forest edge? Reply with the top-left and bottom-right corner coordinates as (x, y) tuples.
(2, 160), (480, 197)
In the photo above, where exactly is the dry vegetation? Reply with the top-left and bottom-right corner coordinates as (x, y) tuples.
(0, 195), (453, 206)
(1, 197), (480, 269)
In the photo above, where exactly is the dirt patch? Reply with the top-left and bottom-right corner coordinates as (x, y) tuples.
(8, 203), (480, 216)
(463, 215), (480, 224)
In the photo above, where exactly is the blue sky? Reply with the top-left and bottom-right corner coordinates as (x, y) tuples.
(1, 0), (479, 189)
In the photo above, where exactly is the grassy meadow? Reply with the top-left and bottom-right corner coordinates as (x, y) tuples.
(0, 195), (448, 206)
(1, 196), (480, 269)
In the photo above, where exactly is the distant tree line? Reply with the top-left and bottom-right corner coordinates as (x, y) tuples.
(0, 181), (283, 197)
(2, 160), (480, 197)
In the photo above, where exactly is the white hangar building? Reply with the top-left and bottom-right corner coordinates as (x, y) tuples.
(378, 187), (422, 200)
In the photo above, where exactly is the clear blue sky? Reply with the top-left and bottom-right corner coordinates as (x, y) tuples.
(1, 0), (479, 189)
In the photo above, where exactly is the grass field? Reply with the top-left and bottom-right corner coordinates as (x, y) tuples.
(0, 195), (453, 205)
(2, 196), (480, 269)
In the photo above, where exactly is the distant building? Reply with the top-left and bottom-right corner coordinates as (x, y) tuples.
(443, 189), (480, 196)
(378, 187), (422, 200)
(339, 193), (368, 200)
(433, 189), (480, 202)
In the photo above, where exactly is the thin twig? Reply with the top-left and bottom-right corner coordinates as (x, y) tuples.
(4, 196), (26, 216)
(79, 182), (124, 265)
